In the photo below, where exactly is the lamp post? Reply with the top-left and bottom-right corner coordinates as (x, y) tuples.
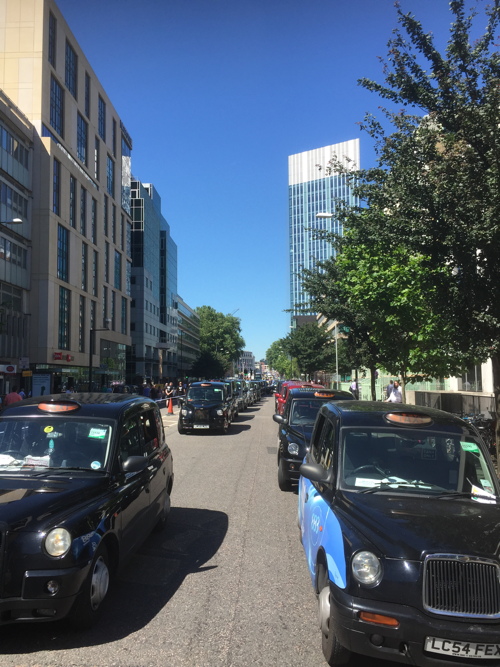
(88, 320), (111, 391)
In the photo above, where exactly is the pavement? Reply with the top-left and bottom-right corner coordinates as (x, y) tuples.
(160, 403), (179, 430)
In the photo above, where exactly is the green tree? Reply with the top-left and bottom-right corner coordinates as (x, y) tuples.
(189, 351), (225, 380)
(196, 306), (245, 375)
(284, 322), (335, 380)
(306, 1), (500, 408)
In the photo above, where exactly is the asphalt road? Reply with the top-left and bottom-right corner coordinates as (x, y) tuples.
(0, 396), (382, 667)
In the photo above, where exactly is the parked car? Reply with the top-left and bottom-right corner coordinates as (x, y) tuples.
(178, 381), (232, 434)
(273, 387), (354, 491)
(298, 400), (500, 666)
(220, 379), (239, 421)
(0, 392), (174, 628)
(275, 381), (325, 416)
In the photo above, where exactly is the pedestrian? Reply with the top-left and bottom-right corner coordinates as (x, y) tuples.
(165, 382), (175, 414)
(150, 384), (158, 400)
(142, 383), (151, 397)
(386, 380), (394, 399)
(385, 380), (403, 403)
(349, 379), (359, 400)
(18, 387), (26, 399)
(4, 386), (23, 406)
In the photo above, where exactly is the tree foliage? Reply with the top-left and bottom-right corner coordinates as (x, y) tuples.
(303, 0), (500, 406)
(283, 322), (335, 379)
(196, 306), (245, 375)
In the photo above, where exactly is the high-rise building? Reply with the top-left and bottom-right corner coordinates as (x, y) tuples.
(129, 180), (178, 383)
(0, 0), (133, 392)
(288, 140), (360, 321)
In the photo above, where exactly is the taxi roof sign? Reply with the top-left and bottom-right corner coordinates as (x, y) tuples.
(385, 412), (433, 426)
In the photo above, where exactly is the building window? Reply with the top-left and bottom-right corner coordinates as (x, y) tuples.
(65, 41), (78, 98)
(111, 290), (116, 331)
(104, 241), (109, 283)
(77, 113), (88, 165)
(94, 136), (100, 180)
(48, 12), (56, 66)
(50, 76), (64, 137)
(69, 175), (76, 228)
(90, 298), (96, 332)
(53, 158), (61, 215)
(91, 198), (97, 244)
(57, 224), (69, 281)
(114, 250), (121, 289)
(80, 186), (87, 236)
(92, 249), (98, 296)
(106, 155), (114, 197)
(98, 96), (106, 141)
(102, 285), (108, 327)
(58, 286), (70, 350)
(112, 204), (116, 243)
(112, 118), (117, 157)
(82, 242), (88, 291)
(104, 195), (108, 236)
(79, 295), (86, 352)
(85, 72), (90, 117)
(121, 296), (127, 335)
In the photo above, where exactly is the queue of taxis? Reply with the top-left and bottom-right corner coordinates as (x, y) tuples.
(297, 400), (500, 666)
(272, 386), (354, 491)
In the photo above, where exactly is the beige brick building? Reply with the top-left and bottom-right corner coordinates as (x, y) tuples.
(0, 0), (133, 392)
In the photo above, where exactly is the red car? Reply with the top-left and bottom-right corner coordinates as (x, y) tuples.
(274, 381), (325, 415)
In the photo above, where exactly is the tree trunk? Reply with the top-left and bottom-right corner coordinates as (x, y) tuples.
(369, 365), (377, 400)
(491, 352), (500, 463)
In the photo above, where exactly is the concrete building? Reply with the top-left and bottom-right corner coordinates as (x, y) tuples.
(177, 297), (200, 379)
(288, 140), (359, 320)
(0, 90), (33, 394)
(128, 180), (178, 384)
(0, 0), (133, 392)
(237, 350), (255, 377)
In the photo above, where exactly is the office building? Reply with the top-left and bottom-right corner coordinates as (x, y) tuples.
(129, 180), (178, 383)
(288, 140), (360, 320)
(0, 0), (133, 392)
(177, 297), (200, 379)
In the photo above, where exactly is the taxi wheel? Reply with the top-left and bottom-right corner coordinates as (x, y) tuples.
(69, 542), (110, 630)
(154, 487), (172, 531)
(178, 421), (186, 434)
(220, 419), (229, 435)
(318, 566), (351, 666)
(278, 456), (292, 492)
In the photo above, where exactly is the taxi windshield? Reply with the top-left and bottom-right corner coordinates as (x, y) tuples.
(187, 387), (223, 402)
(290, 400), (328, 425)
(0, 418), (113, 471)
(340, 428), (498, 498)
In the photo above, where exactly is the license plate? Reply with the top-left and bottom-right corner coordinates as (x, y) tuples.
(193, 424), (209, 429)
(425, 637), (500, 659)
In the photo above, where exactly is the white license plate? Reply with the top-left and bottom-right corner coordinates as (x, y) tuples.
(425, 637), (500, 659)
(193, 424), (209, 429)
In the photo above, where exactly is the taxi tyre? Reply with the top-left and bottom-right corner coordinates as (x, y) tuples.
(220, 419), (229, 435)
(154, 487), (172, 532)
(68, 542), (110, 630)
(317, 563), (351, 666)
(278, 455), (292, 492)
(177, 420), (186, 435)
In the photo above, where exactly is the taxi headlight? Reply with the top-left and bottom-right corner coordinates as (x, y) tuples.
(45, 528), (72, 557)
(288, 442), (300, 456)
(181, 408), (189, 416)
(352, 551), (382, 586)
(216, 409), (224, 416)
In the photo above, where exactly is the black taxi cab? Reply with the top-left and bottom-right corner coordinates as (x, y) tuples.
(272, 387), (353, 491)
(178, 381), (232, 434)
(299, 400), (500, 666)
(0, 392), (174, 628)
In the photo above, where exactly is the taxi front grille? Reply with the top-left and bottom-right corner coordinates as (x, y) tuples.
(423, 555), (500, 618)
(194, 408), (209, 422)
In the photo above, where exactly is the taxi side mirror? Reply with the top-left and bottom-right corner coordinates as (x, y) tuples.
(299, 462), (333, 485)
(273, 414), (286, 425)
(123, 455), (149, 474)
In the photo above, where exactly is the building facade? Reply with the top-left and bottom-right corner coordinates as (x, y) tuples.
(288, 140), (359, 319)
(128, 180), (178, 384)
(237, 350), (255, 377)
(0, 0), (132, 392)
(177, 297), (200, 379)
(0, 91), (33, 394)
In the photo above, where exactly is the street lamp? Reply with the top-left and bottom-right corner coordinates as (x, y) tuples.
(88, 319), (111, 391)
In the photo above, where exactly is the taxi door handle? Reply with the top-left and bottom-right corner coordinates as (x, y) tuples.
(305, 492), (309, 502)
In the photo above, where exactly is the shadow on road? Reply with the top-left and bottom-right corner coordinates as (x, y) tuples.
(0, 506), (228, 652)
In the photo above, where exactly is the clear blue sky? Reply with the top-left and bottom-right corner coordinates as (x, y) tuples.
(57, 0), (458, 360)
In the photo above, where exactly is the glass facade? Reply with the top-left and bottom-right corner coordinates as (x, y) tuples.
(288, 140), (360, 317)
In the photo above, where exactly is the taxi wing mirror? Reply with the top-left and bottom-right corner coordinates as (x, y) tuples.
(273, 414), (286, 425)
(299, 462), (333, 485)
(123, 455), (149, 474)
